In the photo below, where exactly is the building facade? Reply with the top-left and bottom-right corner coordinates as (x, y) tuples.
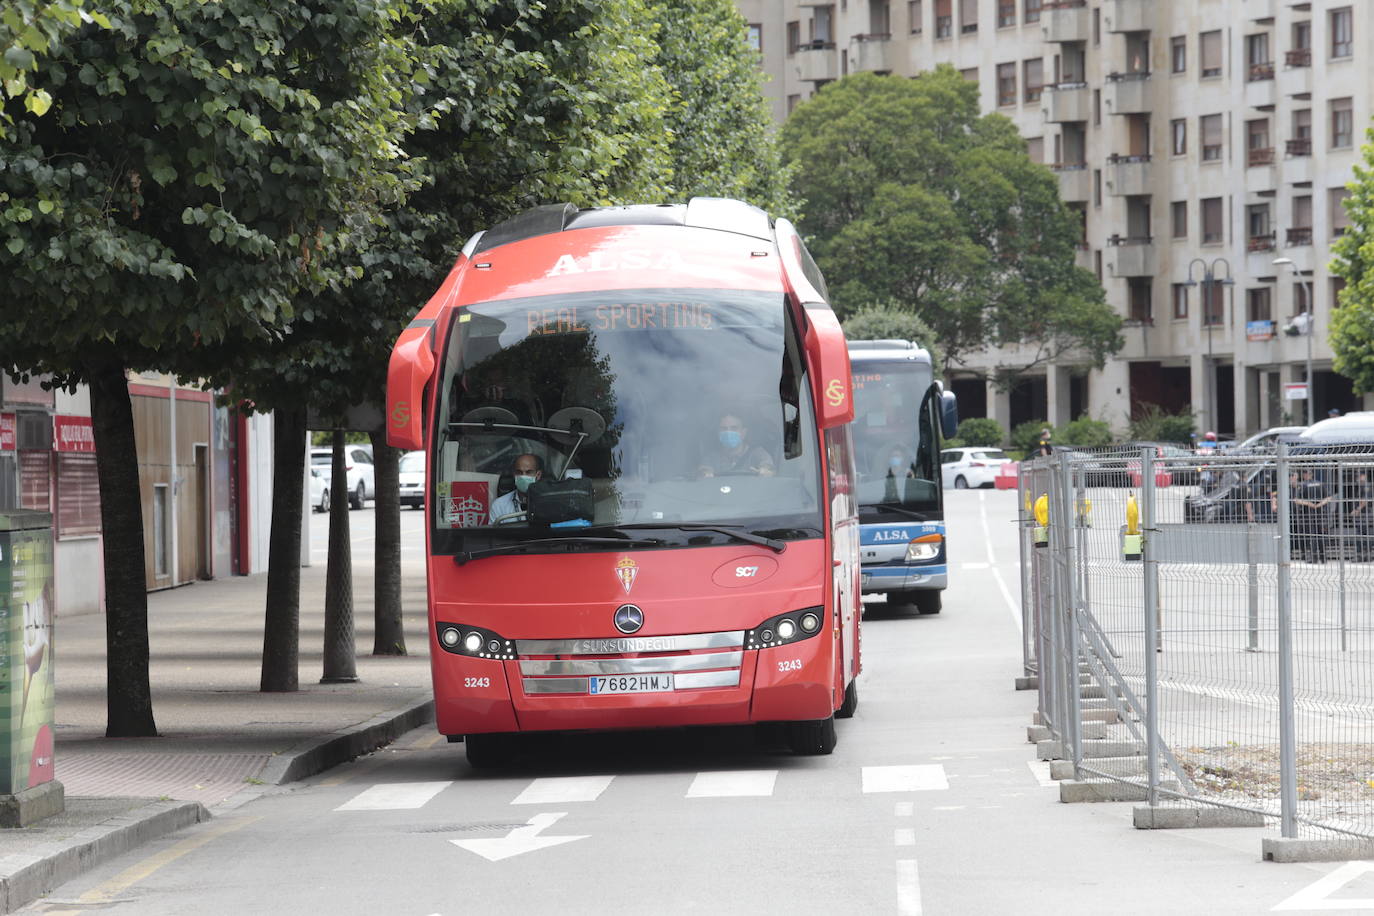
(737, 0), (1371, 436)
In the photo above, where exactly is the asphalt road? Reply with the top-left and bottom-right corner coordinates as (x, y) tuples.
(27, 490), (1373, 915)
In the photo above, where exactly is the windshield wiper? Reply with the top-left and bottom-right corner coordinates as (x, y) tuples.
(627, 523), (786, 553)
(861, 504), (929, 521)
(455, 536), (664, 566)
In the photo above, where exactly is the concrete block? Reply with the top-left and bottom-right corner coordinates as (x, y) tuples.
(1134, 806), (1266, 829)
(1262, 837), (1374, 863)
(1015, 676), (1038, 691)
(1081, 709), (1120, 724)
(1027, 725), (1053, 743)
(1078, 755), (1147, 777)
(1079, 685), (1122, 699)
(0, 781), (63, 828)
(1081, 740), (1144, 758)
(1048, 760), (1075, 780)
(1036, 740), (1064, 760)
(1060, 779), (1180, 803)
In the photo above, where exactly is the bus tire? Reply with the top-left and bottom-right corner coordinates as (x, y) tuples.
(837, 680), (858, 719)
(788, 715), (837, 755)
(915, 590), (942, 615)
(465, 733), (517, 769)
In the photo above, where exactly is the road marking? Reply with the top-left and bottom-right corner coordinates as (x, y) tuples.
(452, 812), (586, 862)
(1272, 860), (1374, 910)
(1026, 760), (1057, 787)
(336, 781), (451, 811)
(863, 765), (949, 793)
(686, 770), (777, 798)
(511, 775), (614, 805)
(933, 805), (966, 811)
(894, 802), (914, 817)
(75, 817), (259, 904)
(894, 828), (916, 846)
(979, 491), (1023, 633)
(896, 859), (923, 915)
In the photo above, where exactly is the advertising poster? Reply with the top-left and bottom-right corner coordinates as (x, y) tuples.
(0, 517), (55, 794)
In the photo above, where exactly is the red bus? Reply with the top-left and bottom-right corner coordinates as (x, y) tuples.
(387, 198), (860, 766)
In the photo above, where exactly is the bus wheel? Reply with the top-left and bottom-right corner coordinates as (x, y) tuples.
(914, 591), (942, 615)
(465, 733), (517, 769)
(788, 715), (837, 755)
(837, 680), (858, 719)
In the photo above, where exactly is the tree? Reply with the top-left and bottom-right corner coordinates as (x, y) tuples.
(0, 0), (414, 733)
(1330, 122), (1374, 393)
(0, 1), (109, 136)
(779, 68), (1121, 378)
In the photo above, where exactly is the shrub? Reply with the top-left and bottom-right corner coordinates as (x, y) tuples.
(955, 417), (1003, 447)
(1011, 419), (1052, 455)
(842, 302), (945, 370)
(1128, 404), (1195, 443)
(1058, 416), (1113, 448)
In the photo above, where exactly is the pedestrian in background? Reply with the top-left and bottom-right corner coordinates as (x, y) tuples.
(1350, 469), (1374, 560)
(1291, 467), (1332, 562)
(1035, 428), (1053, 458)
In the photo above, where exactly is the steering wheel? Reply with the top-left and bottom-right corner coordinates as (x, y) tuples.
(493, 511), (527, 526)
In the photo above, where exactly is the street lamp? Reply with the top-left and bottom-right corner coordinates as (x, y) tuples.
(1273, 257), (1314, 425)
(1185, 257), (1234, 435)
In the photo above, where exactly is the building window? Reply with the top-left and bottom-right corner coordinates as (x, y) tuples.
(1171, 284), (1189, 320)
(935, 0), (952, 37)
(153, 482), (169, 578)
(747, 23), (763, 51)
(960, 66), (978, 82)
(1200, 30), (1223, 78)
(1092, 88), (1101, 126)
(998, 0), (1015, 27)
(787, 20), (801, 53)
(1245, 33), (1272, 80)
(1330, 7), (1352, 58)
(1128, 278), (1153, 324)
(909, 0), (923, 33)
(960, 0), (978, 33)
(1024, 58), (1043, 102)
(1170, 36), (1186, 73)
(1331, 276), (1347, 310)
(1288, 20), (1311, 66)
(996, 62), (1016, 106)
(1331, 187), (1352, 237)
(1092, 7), (1099, 45)
(1330, 97), (1353, 148)
(812, 4), (834, 43)
(1247, 203), (1274, 251)
(1024, 0), (1041, 24)
(1093, 168), (1101, 207)
(1170, 118), (1187, 156)
(870, 0), (891, 35)
(56, 452), (100, 538)
(1247, 288), (1272, 323)
(1288, 194), (1312, 246)
(1026, 136), (1044, 163)
(1202, 281), (1224, 327)
(1246, 117), (1272, 166)
(1171, 201), (1187, 238)
(787, 93), (801, 114)
(1201, 196), (1224, 244)
(1200, 114), (1223, 162)
(1288, 108), (1312, 157)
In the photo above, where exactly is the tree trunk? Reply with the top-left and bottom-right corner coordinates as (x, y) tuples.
(321, 429), (358, 682)
(87, 361), (157, 737)
(261, 407), (305, 692)
(369, 430), (406, 656)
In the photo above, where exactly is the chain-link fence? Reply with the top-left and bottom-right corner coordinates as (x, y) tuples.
(1021, 443), (1374, 859)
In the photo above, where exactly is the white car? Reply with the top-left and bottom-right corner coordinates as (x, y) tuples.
(398, 450), (425, 509)
(310, 444), (375, 509)
(940, 446), (1011, 489)
(309, 466), (331, 513)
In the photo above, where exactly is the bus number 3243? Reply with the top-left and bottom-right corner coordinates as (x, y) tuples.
(464, 677), (491, 689)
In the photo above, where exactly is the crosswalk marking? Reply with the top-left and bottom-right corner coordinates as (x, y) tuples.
(335, 781), (451, 811)
(862, 765), (949, 793)
(511, 775), (615, 805)
(896, 859), (923, 915)
(686, 770), (777, 798)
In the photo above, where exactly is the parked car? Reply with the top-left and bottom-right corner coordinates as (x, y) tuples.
(310, 443), (374, 509)
(309, 466), (331, 513)
(398, 450), (425, 508)
(940, 446), (1012, 489)
(1234, 425), (1307, 453)
(1296, 412), (1374, 447)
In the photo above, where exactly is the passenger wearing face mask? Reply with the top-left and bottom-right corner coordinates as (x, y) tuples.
(697, 412), (775, 478)
(489, 453), (544, 523)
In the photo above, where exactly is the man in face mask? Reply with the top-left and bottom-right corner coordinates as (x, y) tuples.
(489, 453), (543, 523)
(698, 412), (774, 478)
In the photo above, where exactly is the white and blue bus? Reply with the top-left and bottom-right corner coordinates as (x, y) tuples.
(847, 340), (958, 614)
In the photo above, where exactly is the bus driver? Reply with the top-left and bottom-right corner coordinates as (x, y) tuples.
(490, 454), (543, 523)
(697, 412), (774, 478)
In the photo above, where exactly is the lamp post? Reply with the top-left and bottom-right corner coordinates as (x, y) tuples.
(1185, 257), (1234, 436)
(1273, 257), (1314, 425)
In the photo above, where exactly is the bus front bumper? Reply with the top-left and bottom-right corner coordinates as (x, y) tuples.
(859, 563), (947, 594)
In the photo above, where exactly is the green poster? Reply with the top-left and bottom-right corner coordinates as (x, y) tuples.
(0, 513), (55, 795)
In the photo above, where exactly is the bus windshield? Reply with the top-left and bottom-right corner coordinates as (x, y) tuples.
(430, 288), (823, 555)
(850, 360), (941, 517)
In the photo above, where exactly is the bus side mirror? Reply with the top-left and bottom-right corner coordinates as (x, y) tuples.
(386, 327), (435, 451)
(804, 306), (855, 429)
(940, 390), (959, 439)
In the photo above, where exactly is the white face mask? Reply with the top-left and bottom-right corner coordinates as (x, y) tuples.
(514, 474), (537, 493)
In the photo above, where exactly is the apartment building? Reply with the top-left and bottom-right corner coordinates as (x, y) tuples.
(736, 0), (1371, 436)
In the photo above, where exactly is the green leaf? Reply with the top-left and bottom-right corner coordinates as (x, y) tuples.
(6, 238), (23, 255)
(37, 199), (54, 214)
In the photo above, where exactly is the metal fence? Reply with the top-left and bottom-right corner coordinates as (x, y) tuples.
(1020, 443), (1374, 857)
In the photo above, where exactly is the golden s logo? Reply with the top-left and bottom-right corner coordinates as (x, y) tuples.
(390, 401), (410, 429)
(825, 379), (846, 407)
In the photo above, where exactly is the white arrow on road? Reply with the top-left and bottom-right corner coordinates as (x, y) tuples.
(451, 812), (587, 862)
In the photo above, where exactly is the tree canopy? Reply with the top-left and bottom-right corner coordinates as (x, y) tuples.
(1330, 121), (1374, 394)
(780, 68), (1121, 377)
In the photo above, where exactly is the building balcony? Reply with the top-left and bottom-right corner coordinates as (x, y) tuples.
(1245, 0), (1275, 19)
(1286, 226), (1313, 247)
(1043, 82), (1090, 122)
(1244, 75), (1276, 109)
(1247, 232), (1276, 253)
(1285, 49), (1311, 68)
(1247, 62), (1275, 82)
(1106, 236), (1155, 277)
(1102, 0), (1148, 33)
(795, 44), (838, 82)
(1042, 2), (1089, 42)
(1247, 146), (1275, 167)
(851, 34), (893, 73)
(1278, 61), (1311, 97)
(1286, 138), (1311, 157)
(1105, 154), (1151, 196)
(1104, 72), (1151, 115)
(1051, 163), (1091, 201)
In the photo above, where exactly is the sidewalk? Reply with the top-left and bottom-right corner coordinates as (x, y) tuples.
(0, 540), (434, 913)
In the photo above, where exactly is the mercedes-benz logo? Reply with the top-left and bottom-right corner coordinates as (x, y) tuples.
(613, 604), (644, 634)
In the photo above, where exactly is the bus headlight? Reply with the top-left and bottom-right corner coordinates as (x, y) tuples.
(435, 621), (516, 660)
(906, 534), (942, 562)
(777, 618), (797, 640)
(800, 612), (820, 633)
(746, 607), (825, 649)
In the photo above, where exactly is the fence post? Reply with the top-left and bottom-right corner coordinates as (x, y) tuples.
(1141, 446), (1161, 808)
(1057, 451), (1083, 771)
(1033, 466), (1057, 736)
(1275, 441), (1298, 839)
(1018, 472), (1034, 676)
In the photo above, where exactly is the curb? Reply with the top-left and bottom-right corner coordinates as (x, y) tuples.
(259, 697), (436, 786)
(0, 800), (209, 914)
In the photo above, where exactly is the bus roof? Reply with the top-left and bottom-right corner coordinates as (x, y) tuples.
(847, 339), (934, 367)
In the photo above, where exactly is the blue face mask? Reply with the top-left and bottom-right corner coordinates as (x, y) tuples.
(719, 430), (743, 450)
(514, 474), (537, 493)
